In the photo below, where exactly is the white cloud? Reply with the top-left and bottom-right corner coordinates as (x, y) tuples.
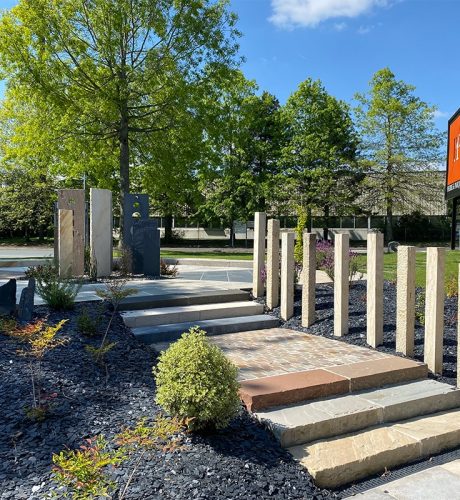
(357, 24), (374, 34)
(269, 0), (391, 29)
(333, 22), (348, 31)
(433, 110), (451, 119)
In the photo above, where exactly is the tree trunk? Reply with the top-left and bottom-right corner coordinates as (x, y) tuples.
(323, 205), (330, 241)
(119, 101), (130, 247)
(164, 214), (173, 243)
(386, 207), (394, 243)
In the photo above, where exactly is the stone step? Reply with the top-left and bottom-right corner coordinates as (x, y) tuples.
(256, 379), (460, 447)
(118, 289), (251, 311)
(132, 314), (280, 344)
(121, 300), (264, 328)
(289, 408), (460, 489)
(240, 357), (428, 411)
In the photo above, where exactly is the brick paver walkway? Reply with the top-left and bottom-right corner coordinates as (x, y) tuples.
(210, 328), (389, 381)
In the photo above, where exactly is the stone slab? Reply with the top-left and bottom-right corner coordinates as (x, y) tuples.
(58, 209), (74, 277)
(290, 408), (460, 489)
(121, 300), (263, 328)
(0, 278), (16, 316)
(57, 189), (85, 276)
(240, 369), (350, 411)
(256, 379), (460, 447)
(327, 358), (428, 391)
(118, 289), (251, 310)
(354, 463), (460, 499)
(17, 278), (35, 322)
(90, 188), (112, 277)
(134, 315), (280, 345)
(290, 425), (420, 489)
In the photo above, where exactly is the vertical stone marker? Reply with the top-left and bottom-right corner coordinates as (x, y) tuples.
(396, 246), (416, 356)
(457, 264), (460, 387)
(280, 232), (295, 320)
(57, 189), (85, 276)
(424, 247), (445, 374)
(266, 219), (280, 310)
(58, 209), (74, 277)
(252, 212), (266, 298)
(367, 232), (384, 347)
(90, 188), (113, 277)
(334, 233), (349, 337)
(302, 232), (316, 327)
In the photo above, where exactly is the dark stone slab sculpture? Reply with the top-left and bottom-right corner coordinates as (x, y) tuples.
(132, 220), (161, 276)
(0, 279), (17, 316)
(123, 193), (160, 277)
(18, 278), (35, 322)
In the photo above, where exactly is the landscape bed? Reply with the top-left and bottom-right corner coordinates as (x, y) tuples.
(0, 301), (335, 500)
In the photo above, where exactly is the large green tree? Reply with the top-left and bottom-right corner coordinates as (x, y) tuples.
(281, 78), (360, 233)
(198, 74), (286, 242)
(355, 68), (443, 242)
(0, 0), (240, 239)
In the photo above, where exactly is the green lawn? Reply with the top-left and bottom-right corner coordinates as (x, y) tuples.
(356, 250), (460, 288)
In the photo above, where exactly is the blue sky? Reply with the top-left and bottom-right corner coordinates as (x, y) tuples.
(0, 0), (458, 132)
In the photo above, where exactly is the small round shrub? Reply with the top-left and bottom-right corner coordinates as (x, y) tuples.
(153, 327), (240, 431)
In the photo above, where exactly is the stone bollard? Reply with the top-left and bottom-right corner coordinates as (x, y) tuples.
(252, 212), (267, 299)
(367, 232), (384, 348)
(266, 219), (280, 310)
(302, 232), (316, 327)
(280, 232), (295, 321)
(58, 209), (74, 278)
(334, 233), (349, 337)
(424, 247), (445, 374)
(396, 246), (416, 356)
(458, 264), (460, 387)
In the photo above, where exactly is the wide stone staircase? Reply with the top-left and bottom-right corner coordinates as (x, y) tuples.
(119, 289), (279, 344)
(249, 364), (460, 489)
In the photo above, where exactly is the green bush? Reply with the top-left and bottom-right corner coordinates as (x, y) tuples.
(33, 264), (81, 310)
(153, 327), (240, 431)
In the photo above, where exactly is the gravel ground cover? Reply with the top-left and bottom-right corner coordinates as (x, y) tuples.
(264, 281), (458, 386)
(0, 302), (335, 500)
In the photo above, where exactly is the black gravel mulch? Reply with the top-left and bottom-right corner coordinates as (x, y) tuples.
(265, 281), (458, 386)
(0, 302), (336, 500)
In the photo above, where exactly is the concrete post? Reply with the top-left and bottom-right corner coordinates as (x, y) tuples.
(266, 219), (280, 310)
(280, 232), (295, 321)
(396, 246), (416, 356)
(302, 232), (316, 327)
(58, 209), (74, 278)
(367, 232), (384, 347)
(457, 264), (460, 387)
(252, 212), (266, 298)
(334, 233), (349, 337)
(424, 247), (445, 374)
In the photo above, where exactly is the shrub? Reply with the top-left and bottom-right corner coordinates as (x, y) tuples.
(153, 327), (240, 431)
(294, 205), (308, 263)
(77, 307), (102, 337)
(160, 259), (178, 277)
(31, 263), (81, 310)
(315, 239), (361, 283)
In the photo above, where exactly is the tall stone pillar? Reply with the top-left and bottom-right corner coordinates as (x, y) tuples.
(302, 232), (316, 327)
(58, 209), (74, 278)
(280, 232), (295, 321)
(334, 233), (349, 337)
(367, 232), (384, 347)
(57, 189), (85, 276)
(424, 247), (445, 374)
(396, 246), (416, 356)
(90, 188), (113, 277)
(252, 212), (267, 298)
(266, 219), (280, 310)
